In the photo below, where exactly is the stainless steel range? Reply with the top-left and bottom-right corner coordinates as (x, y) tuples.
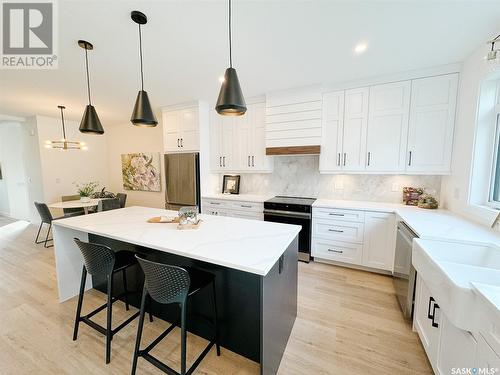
(263, 196), (316, 262)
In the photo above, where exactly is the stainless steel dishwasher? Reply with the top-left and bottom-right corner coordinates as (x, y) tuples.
(393, 221), (418, 319)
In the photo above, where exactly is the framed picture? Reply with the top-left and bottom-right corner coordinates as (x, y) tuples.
(222, 175), (240, 194)
(121, 153), (161, 192)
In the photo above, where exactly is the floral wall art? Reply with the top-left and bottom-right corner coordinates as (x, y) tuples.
(121, 153), (161, 192)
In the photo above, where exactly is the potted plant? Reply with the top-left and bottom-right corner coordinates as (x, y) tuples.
(75, 181), (99, 203)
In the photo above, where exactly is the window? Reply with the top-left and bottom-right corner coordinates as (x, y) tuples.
(489, 114), (500, 207)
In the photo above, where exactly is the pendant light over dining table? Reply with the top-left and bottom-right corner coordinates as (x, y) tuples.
(215, 0), (246, 116)
(78, 40), (104, 134)
(130, 10), (157, 127)
(45, 106), (87, 150)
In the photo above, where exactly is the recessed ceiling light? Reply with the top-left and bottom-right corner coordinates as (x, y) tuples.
(354, 42), (368, 54)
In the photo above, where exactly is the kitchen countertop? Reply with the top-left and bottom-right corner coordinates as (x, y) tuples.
(202, 193), (273, 203)
(53, 206), (301, 276)
(313, 198), (500, 244)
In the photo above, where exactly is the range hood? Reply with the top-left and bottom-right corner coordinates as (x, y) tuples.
(265, 87), (322, 156)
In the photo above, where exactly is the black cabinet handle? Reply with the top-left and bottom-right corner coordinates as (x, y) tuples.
(223, 156), (226, 167)
(328, 248), (343, 253)
(177, 138), (180, 147)
(252, 156), (254, 167)
(367, 152), (371, 166)
(248, 156), (250, 167)
(219, 156), (222, 167)
(180, 138), (183, 147)
(343, 153), (346, 166)
(337, 153), (341, 166)
(408, 151), (412, 166)
(241, 204), (252, 208)
(328, 229), (344, 233)
(431, 303), (440, 328)
(329, 213), (344, 216)
(279, 255), (284, 274)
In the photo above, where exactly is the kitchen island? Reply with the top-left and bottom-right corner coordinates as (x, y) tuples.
(52, 206), (300, 375)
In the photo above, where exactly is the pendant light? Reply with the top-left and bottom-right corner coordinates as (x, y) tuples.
(130, 11), (158, 126)
(45, 106), (87, 150)
(78, 40), (104, 134)
(486, 34), (500, 61)
(215, 0), (246, 116)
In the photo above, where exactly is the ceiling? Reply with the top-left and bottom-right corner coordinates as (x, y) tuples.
(1, 0), (500, 126)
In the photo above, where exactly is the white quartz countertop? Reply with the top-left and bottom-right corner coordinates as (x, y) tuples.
(313, 199), (500, 244)
(52, 206), (301, 276)
(202, 193), (273, 203)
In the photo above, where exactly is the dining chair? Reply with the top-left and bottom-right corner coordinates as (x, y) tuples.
(101, 198), (121, 211)
(61, 195), (86, 216)
(116, 193), (127, 208)
(34, 202), (80, 248)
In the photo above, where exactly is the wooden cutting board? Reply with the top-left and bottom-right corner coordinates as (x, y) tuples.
(147, 216), (179, 223)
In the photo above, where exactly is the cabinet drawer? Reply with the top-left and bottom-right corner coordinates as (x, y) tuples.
(313, 208), (365, 223)
(312, 239), (362, 265)
(202, 199), (230, 210)
(313, 219), (364, 243)
(229, 210), (264, 221)
(228, 201), (264, 213)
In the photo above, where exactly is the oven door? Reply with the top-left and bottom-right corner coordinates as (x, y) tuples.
(263, 210), (311, 262)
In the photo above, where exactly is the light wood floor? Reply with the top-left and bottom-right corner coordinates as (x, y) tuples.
(0, 217), (432, 374)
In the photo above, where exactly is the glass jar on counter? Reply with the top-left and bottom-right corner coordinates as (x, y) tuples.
(178, 206), (199, 225)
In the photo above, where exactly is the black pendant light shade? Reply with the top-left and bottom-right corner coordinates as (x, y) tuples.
(215, 0), (246, 116)
(131, 90), (157, 126)
(130, 11), (157, 126)
(80, 104), (104, 134)
(78, 40), (104, 134)
(216, 67), (246, 116)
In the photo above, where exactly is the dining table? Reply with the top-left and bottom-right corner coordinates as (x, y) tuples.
(48, 198), (101, 214)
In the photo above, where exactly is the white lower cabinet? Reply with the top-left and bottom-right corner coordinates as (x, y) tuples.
(202, 198), (263, 220)
(312, 207), (396, 272)
(476, 334), (500, 371)
(414, 275), (489, 375)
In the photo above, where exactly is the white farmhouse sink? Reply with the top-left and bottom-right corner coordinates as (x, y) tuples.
(412, 239), (500, 332)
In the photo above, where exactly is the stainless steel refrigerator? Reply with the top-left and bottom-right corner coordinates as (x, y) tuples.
(164, 153), (201, 211)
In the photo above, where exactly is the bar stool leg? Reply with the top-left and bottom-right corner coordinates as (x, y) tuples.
(211, 281), (221, 356)
(73, 266), (87, 341)
(180, 300), (187, 375)
(122, 269), (130, 311)
(131, 286), (148, 375)
(105, 273), (114, 364)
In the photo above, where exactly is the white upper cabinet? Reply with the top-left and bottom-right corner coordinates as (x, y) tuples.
(320, 88), (369, 172)
(343, 88), (369, 171)
(319, 91), (344, 171)
(162, 104), (201, 153)
(366, 81), (411, 173)
(406, 73), (458, 174)
(210, 102), (273, 173)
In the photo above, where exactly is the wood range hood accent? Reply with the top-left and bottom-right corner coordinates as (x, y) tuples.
(266, 145), (321, 155)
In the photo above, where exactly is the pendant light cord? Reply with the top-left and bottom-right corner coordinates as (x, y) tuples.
(84, 47), (92, 105)
(229, 0), (232, 68)
(139, 24), (144, 91)
(60, 107), (66, 140)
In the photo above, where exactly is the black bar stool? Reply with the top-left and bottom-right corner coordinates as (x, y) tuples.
(131, 256), (221, 375)
(72, 238), (152, 364)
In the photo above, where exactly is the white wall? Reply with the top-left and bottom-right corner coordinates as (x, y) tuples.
(441, 35), (500, 226)
(105, 122), (165, 209)
(36, 115), (109, 205)
(0, 122), (32, 220)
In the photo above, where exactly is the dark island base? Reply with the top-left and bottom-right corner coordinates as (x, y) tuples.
(89, 234), (298, 375)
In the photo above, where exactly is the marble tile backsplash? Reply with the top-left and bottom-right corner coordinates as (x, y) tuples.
(217, 156), (442, 204)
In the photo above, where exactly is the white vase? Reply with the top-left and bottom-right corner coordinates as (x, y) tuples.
(80, 196), (91, 203)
